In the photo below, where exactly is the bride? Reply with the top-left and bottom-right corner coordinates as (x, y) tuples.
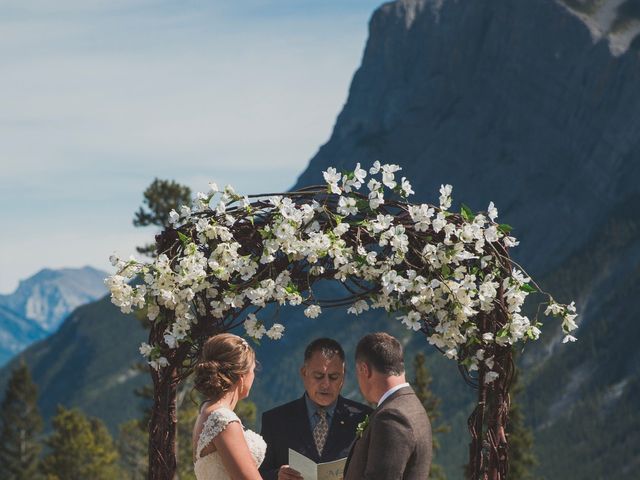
(192, 333), (265, 479)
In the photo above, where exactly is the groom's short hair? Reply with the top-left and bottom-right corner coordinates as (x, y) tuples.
(355, 332), (405, 376)
(304, 338), (345, 363)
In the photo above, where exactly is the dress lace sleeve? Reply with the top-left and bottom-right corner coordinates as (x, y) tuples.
(196, 408), (241, 459)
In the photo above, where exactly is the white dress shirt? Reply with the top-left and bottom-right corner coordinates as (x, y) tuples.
(377, 382), (410, 407)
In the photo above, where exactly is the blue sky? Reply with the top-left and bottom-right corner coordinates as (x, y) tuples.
(0, 0), (385, 293)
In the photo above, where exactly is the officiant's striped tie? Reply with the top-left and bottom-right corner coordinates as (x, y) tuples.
(313, 408), (329, 456)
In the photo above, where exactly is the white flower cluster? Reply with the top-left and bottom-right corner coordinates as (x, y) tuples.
(106, 162), (577, 378)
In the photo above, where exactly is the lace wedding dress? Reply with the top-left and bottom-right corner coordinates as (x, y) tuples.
(194, 407), (266, 479)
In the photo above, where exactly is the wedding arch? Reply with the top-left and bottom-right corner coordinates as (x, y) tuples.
(107, 162), (577, 480)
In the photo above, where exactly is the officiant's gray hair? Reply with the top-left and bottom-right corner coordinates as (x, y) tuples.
(304, 338), (345, 364)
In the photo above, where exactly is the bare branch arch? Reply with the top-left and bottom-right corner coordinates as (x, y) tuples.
(107, 163), (578, 480)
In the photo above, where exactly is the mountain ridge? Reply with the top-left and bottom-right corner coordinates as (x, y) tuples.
(0, 266), (109, 366)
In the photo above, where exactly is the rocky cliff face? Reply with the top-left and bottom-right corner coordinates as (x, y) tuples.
(293, 0), (640, 477)
(296, 0), (640, 277)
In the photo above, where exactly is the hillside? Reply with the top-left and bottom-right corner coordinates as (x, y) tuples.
(0, 266), (108, 366)
(0, 266), (108, 333)
(0, 294), (148, 431)
(0, 305), (46, 366)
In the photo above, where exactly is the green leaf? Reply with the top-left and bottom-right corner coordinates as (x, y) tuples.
(441, 264), (452, 277)
(461, 204), (475, 222)
(498, 224), (513, 234)
(497, 327), (509, 338)
(177, 231), (191, 245)
(520, 283), (537, 293)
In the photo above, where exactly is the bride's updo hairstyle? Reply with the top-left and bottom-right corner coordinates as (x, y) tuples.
(194, 333), (255, 402)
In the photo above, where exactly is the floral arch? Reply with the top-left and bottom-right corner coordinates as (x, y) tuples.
(107, 162), (577, 480)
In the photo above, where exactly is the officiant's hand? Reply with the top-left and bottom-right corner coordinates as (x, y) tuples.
(278, 465), (303, 480)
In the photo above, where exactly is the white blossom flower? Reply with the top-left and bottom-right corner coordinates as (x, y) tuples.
(484, 226), (500, 243)
(139, 343), (153, 357)
(484, 371), (499, 384)
(244, 313), (267, 340)
(304, 304), (322, 318)
(147, 303), (160, 321)
(266, 323), (285, 340)
(562, 334), (577, 344)
(149, 356), (169, 370)
(400, 177), (414, 197)
(504, 236), (520, 247)
(347, 300), (369, 315)
(323, 167), (342, 194)
(545, 301), (564, 316)
(408, 204), (434, 231)
(354, 163), (367, 184)
(337, 196), (358, 216)
(369, 160), (382, 174)
(399, 311), (422, 331)
(487, 201), (498, 221)
(439, 184), (453, 210)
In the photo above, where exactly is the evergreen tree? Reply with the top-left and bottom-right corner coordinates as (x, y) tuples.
(41, 406), (121, 480)
(117, 419), (148, 480)
(0, 360), (43, 480)
(507, 366), (538, 479)
(133, 178), (192, 256)
(412, 352), (450, 480)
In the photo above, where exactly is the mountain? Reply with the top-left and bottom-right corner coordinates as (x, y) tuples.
(0, 293), (149, 432)
(0, 305), (46, 366)
(2, 1), (640, 478)
(0, 266), (109, 332)
(0, 266), (109, 366)
(292, 0), (640, 477)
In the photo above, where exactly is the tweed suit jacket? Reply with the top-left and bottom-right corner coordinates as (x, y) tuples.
(344, 386), (432, 480)
(259, 394), (372, 480)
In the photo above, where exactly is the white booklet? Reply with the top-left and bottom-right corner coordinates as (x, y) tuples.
(288, 448), (347, 480)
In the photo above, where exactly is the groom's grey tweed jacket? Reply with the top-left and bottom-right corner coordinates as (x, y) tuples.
(259, 394), (371, 480)
(344, 386), (432, 480)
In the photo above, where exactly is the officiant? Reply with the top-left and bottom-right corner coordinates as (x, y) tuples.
(259, 338), (372, 480)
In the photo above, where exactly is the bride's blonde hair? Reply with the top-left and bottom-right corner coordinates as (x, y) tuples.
(193, 333), (255, 402)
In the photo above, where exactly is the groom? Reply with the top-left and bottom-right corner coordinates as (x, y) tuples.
(344, 332), (432, 479)
(260, 338), (372, 480)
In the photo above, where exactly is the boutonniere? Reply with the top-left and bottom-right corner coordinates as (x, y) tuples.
(355, 415), (370, 439)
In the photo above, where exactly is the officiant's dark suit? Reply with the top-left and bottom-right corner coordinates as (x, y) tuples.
(259, 338), (372, 480)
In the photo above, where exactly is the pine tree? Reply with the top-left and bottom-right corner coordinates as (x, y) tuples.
(117, 419), (148, 480)
(133, 178), (192, 256)
(412, 352), (450, 480)
(506, 366), (538, 479)
(0, 360), (44, 480)
(41, 406), (121, 480)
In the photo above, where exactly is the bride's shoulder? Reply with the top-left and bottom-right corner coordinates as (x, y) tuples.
(200, 406), (241, 429)
(196, 407), (243, 458)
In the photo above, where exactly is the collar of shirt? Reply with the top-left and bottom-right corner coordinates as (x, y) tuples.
(304, 393), (338, 430)
(377, 383), (410, 407)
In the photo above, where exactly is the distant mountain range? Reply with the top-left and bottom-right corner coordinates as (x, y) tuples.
(0, 266), (108, 365)
(1, 1), (639, 478)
